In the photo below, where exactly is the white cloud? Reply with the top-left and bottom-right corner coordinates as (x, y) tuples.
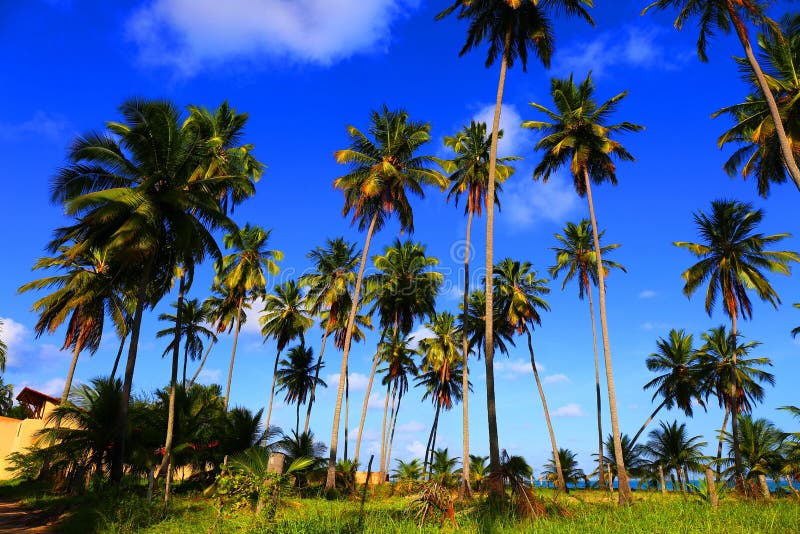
(405, 440), (426, 458)
(126, 0), (420, 76)
(240, 297), (265, 335)
(0, 111), (71, 141)
(22, 377), (67, 398)
(0, 317), (65, 369)
(326, 372), (370, 393)
(407, 326), (434, 350)
(543, 373), (569, 385)
(494, 358), (539, 380)
(197, 368), (222, 384)
(641, 321), (671, 332)
(554, 26), (690, 78)
(472, 103), (525, 158)
(367, 392), (384, 410)
(500, 173), (579, 231)
(639, 290), (657, 299)
(396, 420), (426, 433)
(552, 403), (586, 417)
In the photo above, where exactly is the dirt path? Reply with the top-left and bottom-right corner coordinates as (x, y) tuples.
(0, 499), (57, 533)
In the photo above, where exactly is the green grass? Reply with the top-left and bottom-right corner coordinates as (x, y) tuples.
(2, 481), (799, 533)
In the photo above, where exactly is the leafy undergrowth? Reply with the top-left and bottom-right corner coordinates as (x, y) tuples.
(2, 481), (799, 534)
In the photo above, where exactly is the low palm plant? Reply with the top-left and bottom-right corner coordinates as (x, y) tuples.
(544, 448), (585, 493)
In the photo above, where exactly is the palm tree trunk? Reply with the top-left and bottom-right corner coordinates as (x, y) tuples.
(382, 385), (398, 479)
(109, 333), (127, 381)
(155, 274), (185, 490)
(583, 169), (632, 505)
(526, 330), (565, 493)
(188, 340), (216, 389)
(386, 392), (402, 481)
(303, 332), (327, 434)
(223, 300), (243, 411)
(483, 28), (512, 499)
(182, 342), (189, 388)
(326, 212), (379, 490)
(658, 464), (666, 494)
(296, 401), (301, 437)
(379, 384), (391, 483)
(716, 407), (730, 482)
(424, 404), (441, 480)
(460, 209), (473, 500)
(785, 475), (799, 496)
(111, 258), (153, 485)
(630, 399), (668, 447)
(264, 348), (282, 432)
(61, 345), (81, 402)
(354, 338), (383, 466)
(727, 4), (800, 191)
(344, 361), (350, 462)
(729, 314), (745, 488)
(587, 289), (605, 490)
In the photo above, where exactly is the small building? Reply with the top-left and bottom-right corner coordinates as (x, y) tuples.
(0, 387), (62, 480)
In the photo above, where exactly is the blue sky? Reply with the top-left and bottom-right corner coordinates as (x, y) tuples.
(2, 0), (799, 476)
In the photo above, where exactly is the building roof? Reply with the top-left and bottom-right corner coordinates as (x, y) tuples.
(16, 387), (61, 407)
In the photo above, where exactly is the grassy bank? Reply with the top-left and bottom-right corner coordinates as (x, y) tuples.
(3, 481), (798, 534)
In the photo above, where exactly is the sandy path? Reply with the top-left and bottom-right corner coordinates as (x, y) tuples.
(0, 499), (57, 533)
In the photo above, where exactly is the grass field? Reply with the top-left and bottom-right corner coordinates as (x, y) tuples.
(2, 481), (799, 534)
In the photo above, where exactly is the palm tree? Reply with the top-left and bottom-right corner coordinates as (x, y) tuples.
(417, 337), (465, 480)
(779, 405), (800, 494)
(430, 448), (461, 488)
(393, 458), (423, 491)
(549, 219), (625, 488)
(632, 329), (706, 446)
(353, 240), (442, 468)
(792, 303), (800, 338)
(156, 298), (216, 388)
(188, 285), (244, 388)
(19, 247), (127, 401)
(697, 325), (775, 484)
(543, 449), (584, 493)
(437, 1), (594, 494)
(299, 237), (359, 434)
(217, 224), (282, 409)
(524, 73), (643, 503)
(442, 120), (518, 498)
(713, 15), (800, 198)
(727, 415), (784, 497)
(260, 280), (312, 432)
(377, 334), (419, 481)
(493, 258), (566, 492)
(463, 288), (515, 360)
(597, 433), (648, 486)
(0, 320), (6, 372)
(469, 454), (489, 491)
(641, 421), (708, 493)
(276, 345), (327, 436)
(642, 0), (800, 191)
(327, 106), (445, 489)
(48, 99), (262, 484)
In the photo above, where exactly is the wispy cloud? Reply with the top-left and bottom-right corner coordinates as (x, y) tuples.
(641, 321), (671, 332)
(396, 420), (426, 433)
(197, 368), (222, 385)
(0, 111), (71, 142)
(639, 290), (657, 299)
(500, 173), (579, 231)
(126, 0), (421, 77)
(554, 25), (691, 78)
(405, 440), (426, 458)
(326, 372), (370, 393)
(552, 403), (586, 417)
(0, 316), (65, 370)
(472, 103), (525, 158)
(543, 373), (569, 385)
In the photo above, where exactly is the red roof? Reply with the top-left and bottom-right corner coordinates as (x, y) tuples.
(16, 387), (61, 406)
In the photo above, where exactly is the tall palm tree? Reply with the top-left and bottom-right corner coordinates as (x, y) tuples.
(260, 280), (312, 432)
(299, 237), (360, 434)
(696, 325), (775, 483)
(417, 338), (465, 479)
(463, 287), (515, 361)
(549, 219), (625, 488)
(156, 298), (216, 387)
(48, 99), (262, 483)
(378, 334), (419, 481)
(437, 1), (594, 494)
(642, 0), (800, 191)
(543, 449), (585, 493)
(0, 320), (6, 373)
(327, 106), (445, 489)
(713, 15), (800, 198)
(726, 415), (784, 497)
(641, 420), (707, 492)
(524, 73), (643, 503)
(188, 285), (244, 388)
(353, 240), (442, 467)
(632, 329), (705, 446)
(19, 247), (127, 401)
(442, 120), (518, 498)
(494, 258), (566, 492)
(674, 199), (795, 484)
(276, 345), (327, 435)
(217, 224), (282, 409)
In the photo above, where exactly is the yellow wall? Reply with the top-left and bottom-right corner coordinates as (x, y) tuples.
(0, 401), (58, 480)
